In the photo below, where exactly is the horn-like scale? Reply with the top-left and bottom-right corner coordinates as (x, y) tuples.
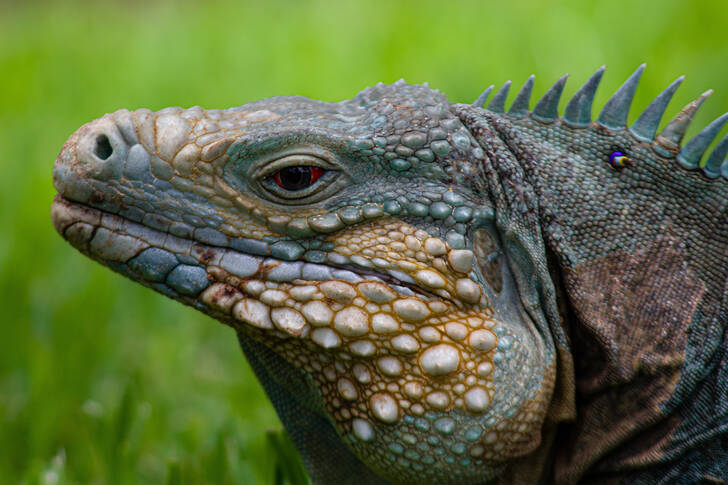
(477, 65), (728, 180)
(487, 81), (511, 113)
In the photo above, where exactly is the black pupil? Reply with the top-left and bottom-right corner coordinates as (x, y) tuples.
(279, 166), (312, 190)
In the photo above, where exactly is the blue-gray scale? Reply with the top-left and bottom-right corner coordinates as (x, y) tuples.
(166, 264), (210, 296)
(128, 247), (179, 282)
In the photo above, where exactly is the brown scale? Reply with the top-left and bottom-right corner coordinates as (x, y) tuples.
(200, 218), (506, 440)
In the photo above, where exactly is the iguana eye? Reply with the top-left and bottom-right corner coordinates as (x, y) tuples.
(272, 166), (326, 191)
(249, 151), (348, 205)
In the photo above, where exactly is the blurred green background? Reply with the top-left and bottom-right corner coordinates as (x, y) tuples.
(2, 0), (727, 483)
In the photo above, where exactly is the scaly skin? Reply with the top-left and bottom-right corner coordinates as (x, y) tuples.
(51, 69), (728, 483)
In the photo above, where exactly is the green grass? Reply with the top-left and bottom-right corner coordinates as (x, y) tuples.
(1, 0), (727, 483)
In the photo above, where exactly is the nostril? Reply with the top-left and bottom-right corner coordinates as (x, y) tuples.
(94, 134), (113, 160)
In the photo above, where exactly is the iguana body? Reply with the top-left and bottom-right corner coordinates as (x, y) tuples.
(51, 66), (728, 484)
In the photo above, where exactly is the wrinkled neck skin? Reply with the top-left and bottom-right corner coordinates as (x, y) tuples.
(51, 87), (560, 485)
(456, 103), (728, 482)
(453, 105), (574, 482)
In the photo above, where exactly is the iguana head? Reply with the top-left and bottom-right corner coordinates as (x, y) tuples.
(51, 81), (557, 483)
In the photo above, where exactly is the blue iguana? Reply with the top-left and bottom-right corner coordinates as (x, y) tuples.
(51, 65), (728, 484)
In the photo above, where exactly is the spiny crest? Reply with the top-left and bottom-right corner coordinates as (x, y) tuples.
(508, 75), (535, 118)
(532, 74), (568, 123)
(473, 65), (728, 180)
(563, 66), (604, 127)
(487, 81), (511, 113)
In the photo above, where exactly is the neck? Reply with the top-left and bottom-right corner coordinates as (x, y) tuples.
(456, 102), (728, 481)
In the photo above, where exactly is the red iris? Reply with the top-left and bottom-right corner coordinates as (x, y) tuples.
(272, 166), (325, 191)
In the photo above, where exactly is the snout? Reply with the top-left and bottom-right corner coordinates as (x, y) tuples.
(52, 114), (132, 205)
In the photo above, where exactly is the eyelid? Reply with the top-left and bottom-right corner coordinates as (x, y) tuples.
(254, 153), (337, 179)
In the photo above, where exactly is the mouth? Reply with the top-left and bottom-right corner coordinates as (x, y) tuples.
(51, 195), (440, 298)
(50, 194), (483, 328)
